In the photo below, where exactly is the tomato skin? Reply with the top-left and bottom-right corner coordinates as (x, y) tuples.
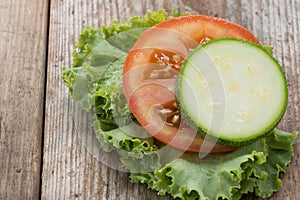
(154, 15), (261, 44)
(123, 15), (260, 152)
(130, 15), (261, 57)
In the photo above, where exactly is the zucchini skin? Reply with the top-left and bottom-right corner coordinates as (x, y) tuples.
(176, 38), (288, 147)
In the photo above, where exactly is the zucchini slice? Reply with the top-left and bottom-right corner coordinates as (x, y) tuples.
(178, 38), (288, 146)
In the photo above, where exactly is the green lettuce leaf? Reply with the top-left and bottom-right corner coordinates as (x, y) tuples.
(101, 9), (182, 39)
(93, 54), (134, 130)
(94, 119), (298, 200)
(263, 45), (273, 55)
(105, 28), (149, 52)
(62, 26), (105, 110)
(93, 119), (161, 173)
(63, 9), (181, 117)
(129, 130), (298, 200)
(72, 27), (105, 69)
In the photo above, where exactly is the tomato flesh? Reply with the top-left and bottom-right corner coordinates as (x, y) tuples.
(123, 15), (260, 152)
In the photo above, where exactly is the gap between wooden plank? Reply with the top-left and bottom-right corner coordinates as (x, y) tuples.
(39, 0), (52, 199)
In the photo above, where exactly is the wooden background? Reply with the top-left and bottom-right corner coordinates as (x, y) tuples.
(0, 0), (299, 199)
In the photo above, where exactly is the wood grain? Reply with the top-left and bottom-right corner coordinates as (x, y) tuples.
(42, 0), (300, 200)
(0, 0), (49, 199)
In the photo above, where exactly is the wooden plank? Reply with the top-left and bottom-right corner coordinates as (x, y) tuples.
(0, 0), (49, 199)
(42, 0), (300, 199)
(42, 1), (183, 199)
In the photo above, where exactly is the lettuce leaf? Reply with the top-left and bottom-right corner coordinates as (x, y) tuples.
(93, 119), (161, 173)
(63, 9), (180, 119)
(95, 120), (298, 200)
(92, 54), (132, 129)
(131, 130), (298, 200)
(62, 26), (104, 110)
(101, 9), (182, 39)
(63, 9), (299, 200)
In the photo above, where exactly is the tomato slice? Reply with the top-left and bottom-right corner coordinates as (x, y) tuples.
(123, 15), (261, 152)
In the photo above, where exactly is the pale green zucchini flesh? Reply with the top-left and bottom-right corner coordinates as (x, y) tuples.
(178, 38), (288, 146)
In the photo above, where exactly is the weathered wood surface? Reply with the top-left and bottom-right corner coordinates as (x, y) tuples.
(0, 0), (49, 199)
(1, 0), (299, 199)
(43, 0), (300, 199)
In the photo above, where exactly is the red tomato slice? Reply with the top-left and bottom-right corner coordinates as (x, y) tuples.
(123, 15), (261, 152)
